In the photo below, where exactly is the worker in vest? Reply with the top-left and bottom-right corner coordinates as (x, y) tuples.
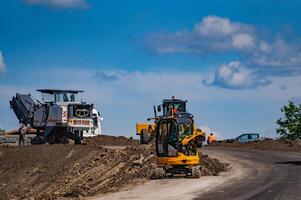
(18, 123), (26, 146)
(207, 133), (216, 145)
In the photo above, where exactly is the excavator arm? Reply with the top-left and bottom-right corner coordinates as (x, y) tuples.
(181, 129), (206, 147)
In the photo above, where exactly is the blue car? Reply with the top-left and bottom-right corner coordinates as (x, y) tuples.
(235, 133), (261, 143)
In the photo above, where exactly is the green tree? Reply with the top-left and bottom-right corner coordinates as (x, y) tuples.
(0, 128), (5, 135)
(276, 101), (301, 140)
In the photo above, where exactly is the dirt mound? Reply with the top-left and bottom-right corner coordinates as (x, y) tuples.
(200, 154), (230, 176)
(0, 144), (155, 199)
(0, 135), (228, 199)
(86, 135), (139, 146)
(211, 139), (301, 152)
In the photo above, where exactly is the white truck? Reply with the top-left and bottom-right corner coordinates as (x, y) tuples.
(10, 89), (102, 144)
(84, 108), (103, 137)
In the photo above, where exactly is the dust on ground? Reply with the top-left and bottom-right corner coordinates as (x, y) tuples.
(210, 139), (301, 152)
(0, 136), (228, 200)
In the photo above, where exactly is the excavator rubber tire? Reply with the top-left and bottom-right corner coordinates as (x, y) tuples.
(154, 167), (166, 179)
(191, 166), (201, 178)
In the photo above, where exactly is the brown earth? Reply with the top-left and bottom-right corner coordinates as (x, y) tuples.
(210, 139), (301, 152)
(85, 135), (139, 146)
(200, 154), (229, 176)
(0, 136), (228, 200)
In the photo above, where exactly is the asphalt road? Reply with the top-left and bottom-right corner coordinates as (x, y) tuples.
(92, 148), (301, 200)
(197, 148), (301, 200)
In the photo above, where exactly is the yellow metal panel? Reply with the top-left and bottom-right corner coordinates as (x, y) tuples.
(136, 123), (155, 135)
(157, 152), (200, 166)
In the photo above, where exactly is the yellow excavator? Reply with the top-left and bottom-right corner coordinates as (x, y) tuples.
(136, 97), (206, 178)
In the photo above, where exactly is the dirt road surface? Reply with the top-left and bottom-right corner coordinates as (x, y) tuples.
(92, 148), (301, 200)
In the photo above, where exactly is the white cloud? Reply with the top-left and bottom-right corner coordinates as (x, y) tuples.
(253, 38), (301, 68)
(258, 41), (271, 54)
(0, 51), (5, 73)
(146, 15), (256, 54)
(232, 33), (256, 50)
(204, 61), (271, 89)
(146, 15), (301, 89)
(25, 0), (88, 9)
(194, 16), (251, 37)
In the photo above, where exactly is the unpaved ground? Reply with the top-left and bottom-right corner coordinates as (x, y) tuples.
(85, 135), (139, 146)
(93, 148), (301, 200)
(0, 136), (228, 200)
(211, 139), (301, 152)
(90, 150), (242, 200)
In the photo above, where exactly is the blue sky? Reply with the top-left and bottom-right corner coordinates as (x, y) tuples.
(0, 0), (301, 139)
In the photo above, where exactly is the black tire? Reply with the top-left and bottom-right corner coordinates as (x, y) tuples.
(31, 136), (44, 145)
(191, 166), (200, 178)
(154, 167), (165, 179)
(48, 133), (55, 144)
(74, 131), (81, 144)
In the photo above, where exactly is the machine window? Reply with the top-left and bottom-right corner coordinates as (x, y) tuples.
(251, 134), (259, 139)
(178, 122), (192, 141)
(239, 134), (248, 140)
(157, 120), (179, 157)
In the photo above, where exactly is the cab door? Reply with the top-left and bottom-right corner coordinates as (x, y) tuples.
(156, 119), (179, 157)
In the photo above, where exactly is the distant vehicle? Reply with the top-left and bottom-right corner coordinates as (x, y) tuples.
(224, 133), (262, 143)
(84, 108), (103, 137)
(10, 89), (103, 144)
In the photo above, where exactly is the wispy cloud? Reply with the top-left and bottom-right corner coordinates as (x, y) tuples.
(24, 0), (89, 9)
(145, 15), (301, 89)
(93, 71), (121, 82)
(0, 51), (5, 73)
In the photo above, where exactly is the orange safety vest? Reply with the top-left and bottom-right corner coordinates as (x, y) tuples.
(207, 135), (216, 143)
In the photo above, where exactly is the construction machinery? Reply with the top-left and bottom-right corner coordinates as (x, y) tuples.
(136, 97), (206, 178)
(10, 89), (102, 144)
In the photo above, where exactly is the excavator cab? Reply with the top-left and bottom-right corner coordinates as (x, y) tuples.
(154, 113), (201, 178)
(161, 97), (187, 117)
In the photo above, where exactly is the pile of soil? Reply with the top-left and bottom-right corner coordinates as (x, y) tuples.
(200, 154), (230, 176)
(86, 135), (139, 146)
(211, 139), (301, 152)
(0, 135), (228, 199)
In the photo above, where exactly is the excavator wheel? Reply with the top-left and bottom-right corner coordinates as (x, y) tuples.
(154, 167), (166, 179)
(191, 166), (201, 178)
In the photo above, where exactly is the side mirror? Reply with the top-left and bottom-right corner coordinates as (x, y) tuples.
(157, 105), (161, 112)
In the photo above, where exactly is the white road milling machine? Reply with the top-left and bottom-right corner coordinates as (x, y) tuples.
(10, 89), (102, 144)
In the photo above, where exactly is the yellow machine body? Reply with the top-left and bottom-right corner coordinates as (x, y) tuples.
(136, 123), (155, 136)
(157, 152), (200, 166)
(136, 97), (206, 178)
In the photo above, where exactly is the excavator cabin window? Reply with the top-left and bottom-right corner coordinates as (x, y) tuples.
(156, 119), (179, 157)
(178, 122), (193, 141)
(163, 102), (186, 116)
